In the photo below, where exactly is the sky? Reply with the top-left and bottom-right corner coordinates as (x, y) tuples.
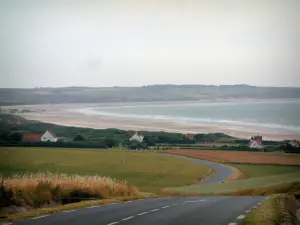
(0, 0), (299, 88)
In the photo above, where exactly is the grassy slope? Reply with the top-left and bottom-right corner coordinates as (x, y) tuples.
(0, 147), (209, 192)
(226, 163), (300, 179)
(241, 196), (280, 225)
(165, 172), (300, 194)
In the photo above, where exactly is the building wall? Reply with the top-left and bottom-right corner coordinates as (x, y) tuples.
(41, 131), (57, 142)
(249, 141), (263, 148)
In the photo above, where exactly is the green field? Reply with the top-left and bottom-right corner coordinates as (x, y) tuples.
(165, 172), (300, 194)
(0, 147), (209, 192)
(227, 163), (300, 179)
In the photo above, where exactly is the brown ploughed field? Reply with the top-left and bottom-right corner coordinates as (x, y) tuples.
(166, 150), (300, 165)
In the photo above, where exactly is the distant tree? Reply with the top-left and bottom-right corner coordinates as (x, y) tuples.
(280, 143), (300, 154)
(8, 132), (23, 142)
(73, 134), (85, 141)
(102, 138), (118, 148)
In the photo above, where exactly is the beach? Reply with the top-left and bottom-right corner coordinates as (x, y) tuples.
(3, 101), (300, 141)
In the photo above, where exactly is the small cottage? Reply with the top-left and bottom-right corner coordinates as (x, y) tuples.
(129, 132), (144, 143)
(23, 130), (57, 143)
(289, 140), (299, 148)
(249, 136), (264, 149)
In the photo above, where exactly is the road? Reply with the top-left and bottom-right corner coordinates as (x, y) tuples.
(13, 196), (267, 225)
(11, 156), (265, 225)
(166, 154), (234, 183)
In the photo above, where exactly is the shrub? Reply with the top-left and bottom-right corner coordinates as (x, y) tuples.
(1, 173), (139, 208)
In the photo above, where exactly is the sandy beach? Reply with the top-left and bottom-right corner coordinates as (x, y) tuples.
(3, 102), (300, 141)
(5, 103), (300, 140)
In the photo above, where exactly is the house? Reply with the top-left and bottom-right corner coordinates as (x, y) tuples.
(289, 140), (300, 148)
(184, 133), (193, 140)
(249, 136), (264, 148)
(129, 132), (144, 143)
(41, 130), (57, 142)
(23, 134), (42, 142)
(23, 130), (57, 143)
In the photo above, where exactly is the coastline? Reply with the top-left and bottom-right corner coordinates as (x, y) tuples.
(3, 102), (300, 141)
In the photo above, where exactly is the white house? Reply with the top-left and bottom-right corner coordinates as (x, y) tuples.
(249, 136), (264, 149)
(290, 140), (299, 148)
(41, 130), (58, 142)
(129, 132), (144, 143)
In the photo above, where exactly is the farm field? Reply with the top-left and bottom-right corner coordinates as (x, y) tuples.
(0, 147), (209, 192)
(165, 149), (300, 165)
(165, 172), (300, 195)
(226, 163), (300, 179)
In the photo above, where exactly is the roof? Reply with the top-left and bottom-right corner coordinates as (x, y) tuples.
(23, 134), (42, 142)
(249, 138), (263, 146)
(290, 140), (299, 145)
(184, 133), (193, 139)
(47, 130), (57, 138)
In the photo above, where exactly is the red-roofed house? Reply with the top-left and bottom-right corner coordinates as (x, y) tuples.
(41, 130), (58, 142)
(23, 130), (57, 143)
(289, 140), (299, 148)
(23, 134), (42, 142)
(249, 136), (264, 149)
(184, 133), (193, 140)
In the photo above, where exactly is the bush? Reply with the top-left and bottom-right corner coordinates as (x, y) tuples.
(1, 173), (139, 208)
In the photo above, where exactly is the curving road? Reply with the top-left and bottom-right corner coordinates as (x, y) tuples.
(165, 154), (234, 184)
(10, 156), (266, 225)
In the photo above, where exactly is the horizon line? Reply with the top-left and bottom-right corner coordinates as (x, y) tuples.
(1, 84), (300, 89)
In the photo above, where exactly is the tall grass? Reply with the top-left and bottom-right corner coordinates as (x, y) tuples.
(1, 172), (139, 208)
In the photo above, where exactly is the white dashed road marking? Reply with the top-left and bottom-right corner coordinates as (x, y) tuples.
(150, 209), (159, 212)
(106, 198), (209, 225)
(237, 215), (245, 220)
(107, 222), (119, 225)
(228, 223), (237, 225)
(184, 200), (205, 203)
(62, 210), (77, 213)
(137, 212), (149, 216)
(31, 215), (50, 220)
(122, 216), (134, 221)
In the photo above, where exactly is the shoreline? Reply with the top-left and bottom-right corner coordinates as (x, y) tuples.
(3, 103), (300, 141)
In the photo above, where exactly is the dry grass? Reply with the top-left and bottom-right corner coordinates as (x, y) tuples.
(1, 172), (139, 208)
(0, 195), (158, 222)
(166, 149), (300, 165)
(224, 164), (244, 181)
(242, 196), (280, 225)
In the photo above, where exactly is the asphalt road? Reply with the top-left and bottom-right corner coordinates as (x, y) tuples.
(10, 156), (264, 225)
(166, 154), (234, 183)
(13, 196), (267, 225)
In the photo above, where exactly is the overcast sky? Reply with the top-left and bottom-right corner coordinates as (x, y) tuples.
(1, 0), (299, 88)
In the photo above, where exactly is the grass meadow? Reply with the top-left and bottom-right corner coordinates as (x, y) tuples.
(0, 147), (209, 192)
(226, 163), (300, 179)
(165, 172), (300, 195)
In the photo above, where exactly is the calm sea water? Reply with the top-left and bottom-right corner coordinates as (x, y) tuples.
(76, 100), (300, 133)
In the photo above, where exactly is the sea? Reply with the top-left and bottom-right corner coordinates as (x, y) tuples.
(73, 99), (300, 134)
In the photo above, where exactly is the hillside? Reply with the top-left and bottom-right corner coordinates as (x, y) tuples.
(1, 85), (300, 105)
(0, 114), (241, 148)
